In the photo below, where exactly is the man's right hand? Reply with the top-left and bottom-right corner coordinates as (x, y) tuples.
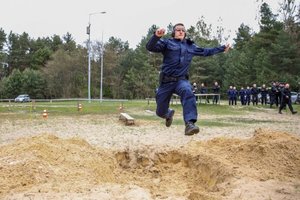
(155, 28), (165, 37)
(224, 44), (231, 53)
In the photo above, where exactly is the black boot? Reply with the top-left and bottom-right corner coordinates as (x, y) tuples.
(165, 109), (175, 127)
(185, 121), (199, 136)
(292, 111), (297, 115)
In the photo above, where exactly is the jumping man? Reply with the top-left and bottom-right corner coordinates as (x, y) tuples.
(146, 23), (230, 135)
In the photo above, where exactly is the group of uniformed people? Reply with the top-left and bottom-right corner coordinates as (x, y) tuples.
(226, 82), (297, 114)
(192, 82), (221, 104)
(192, 81), (297, 115)
(227, 83), (263, 106)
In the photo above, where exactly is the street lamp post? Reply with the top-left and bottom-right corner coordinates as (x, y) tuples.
(100, 31), (104, 102)
(87, 11), (106, 103)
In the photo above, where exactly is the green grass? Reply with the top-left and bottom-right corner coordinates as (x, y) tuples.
(0, 100), (136, 114)
(0, 100), (157, 120)
(0, 100), (298, 127)
(170, 101), (270, 115)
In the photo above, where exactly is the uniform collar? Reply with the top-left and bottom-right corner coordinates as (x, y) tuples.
(172, 38), (194, 44)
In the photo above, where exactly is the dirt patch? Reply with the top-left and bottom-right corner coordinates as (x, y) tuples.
(1, 128), (299, 199)
(188, 128), (300, 181)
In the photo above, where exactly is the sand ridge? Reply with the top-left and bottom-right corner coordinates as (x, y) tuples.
(0, 128), (299, 199)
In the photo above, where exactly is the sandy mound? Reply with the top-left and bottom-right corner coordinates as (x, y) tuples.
(0, 134), (117, 195)
(0, 129), (299, 199)
(187, 128), (300, 181)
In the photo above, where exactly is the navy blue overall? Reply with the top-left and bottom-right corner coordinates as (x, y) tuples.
(146, 35), (225, 123)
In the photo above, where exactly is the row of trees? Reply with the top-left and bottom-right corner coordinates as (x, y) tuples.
(0, 0), (299, 100)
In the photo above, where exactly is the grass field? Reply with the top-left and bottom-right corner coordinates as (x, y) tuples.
(1, 100), (299, 125)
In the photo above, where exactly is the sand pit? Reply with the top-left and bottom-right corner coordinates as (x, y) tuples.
(0, 128), (299, 200)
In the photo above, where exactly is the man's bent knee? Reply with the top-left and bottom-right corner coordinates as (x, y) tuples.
(156, 109), (167, 118)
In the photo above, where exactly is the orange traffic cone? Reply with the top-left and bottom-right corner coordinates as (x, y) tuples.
(119, 103), (123, 112)
(42, 109), (48, 119)
(78, 103), (83, 111)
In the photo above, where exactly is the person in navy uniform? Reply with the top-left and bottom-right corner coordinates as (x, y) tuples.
(251, 84), (259, 105)
(146, 23), (230, 135)
(239, 87), (246, 105)
(212, 81), (220, 104)
(278, 82), (285, 106)
(192, 82), (198, 94)
(233, 86), (238, 105)
(227, 86), (235, 105)
(279, 83), (297, 115)
(260, 84), (268, 105)
(192, 82), (198, 102)
(200, 83), (210, 104)
(245, 86), (251, 105)
(275, 81), (281, 106)
(269, 82), (277, 108)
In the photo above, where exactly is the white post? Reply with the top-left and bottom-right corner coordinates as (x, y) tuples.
(87, 11), (106, 103)
(100, 31), (104, 102)
(87, 23), (91, 103)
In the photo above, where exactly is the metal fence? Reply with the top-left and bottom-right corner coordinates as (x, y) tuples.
(0, 98), (129, 103)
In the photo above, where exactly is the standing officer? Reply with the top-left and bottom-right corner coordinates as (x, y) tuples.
(269, 82), (277, 108)
(227, 86), (234, 105)
(233, 86), (238, 105)
(239, 87), (246, 105)
(278, 82), (285, 106)
(275, 82), (281, 107)
(279, 83), (297, 114)
(192, 82), (198, 102)
(212, 81), (220, 104)
(200, 83), (210, 104)
(146, 23), (230, 135)
(251, 84), (259, 105)
(260, 84), (268, 105)
(245, 86), (251, 105)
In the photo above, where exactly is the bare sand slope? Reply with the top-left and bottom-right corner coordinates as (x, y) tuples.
(0, 128), (299, 200)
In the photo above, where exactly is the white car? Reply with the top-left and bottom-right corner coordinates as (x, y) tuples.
(14, 94), (30, 103)
(291, 92), (298, 104)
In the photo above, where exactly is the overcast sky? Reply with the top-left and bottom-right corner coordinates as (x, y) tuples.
(1, 0), (282, 49)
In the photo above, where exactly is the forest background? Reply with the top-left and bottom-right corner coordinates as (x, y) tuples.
(0, 0), (299, 99)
